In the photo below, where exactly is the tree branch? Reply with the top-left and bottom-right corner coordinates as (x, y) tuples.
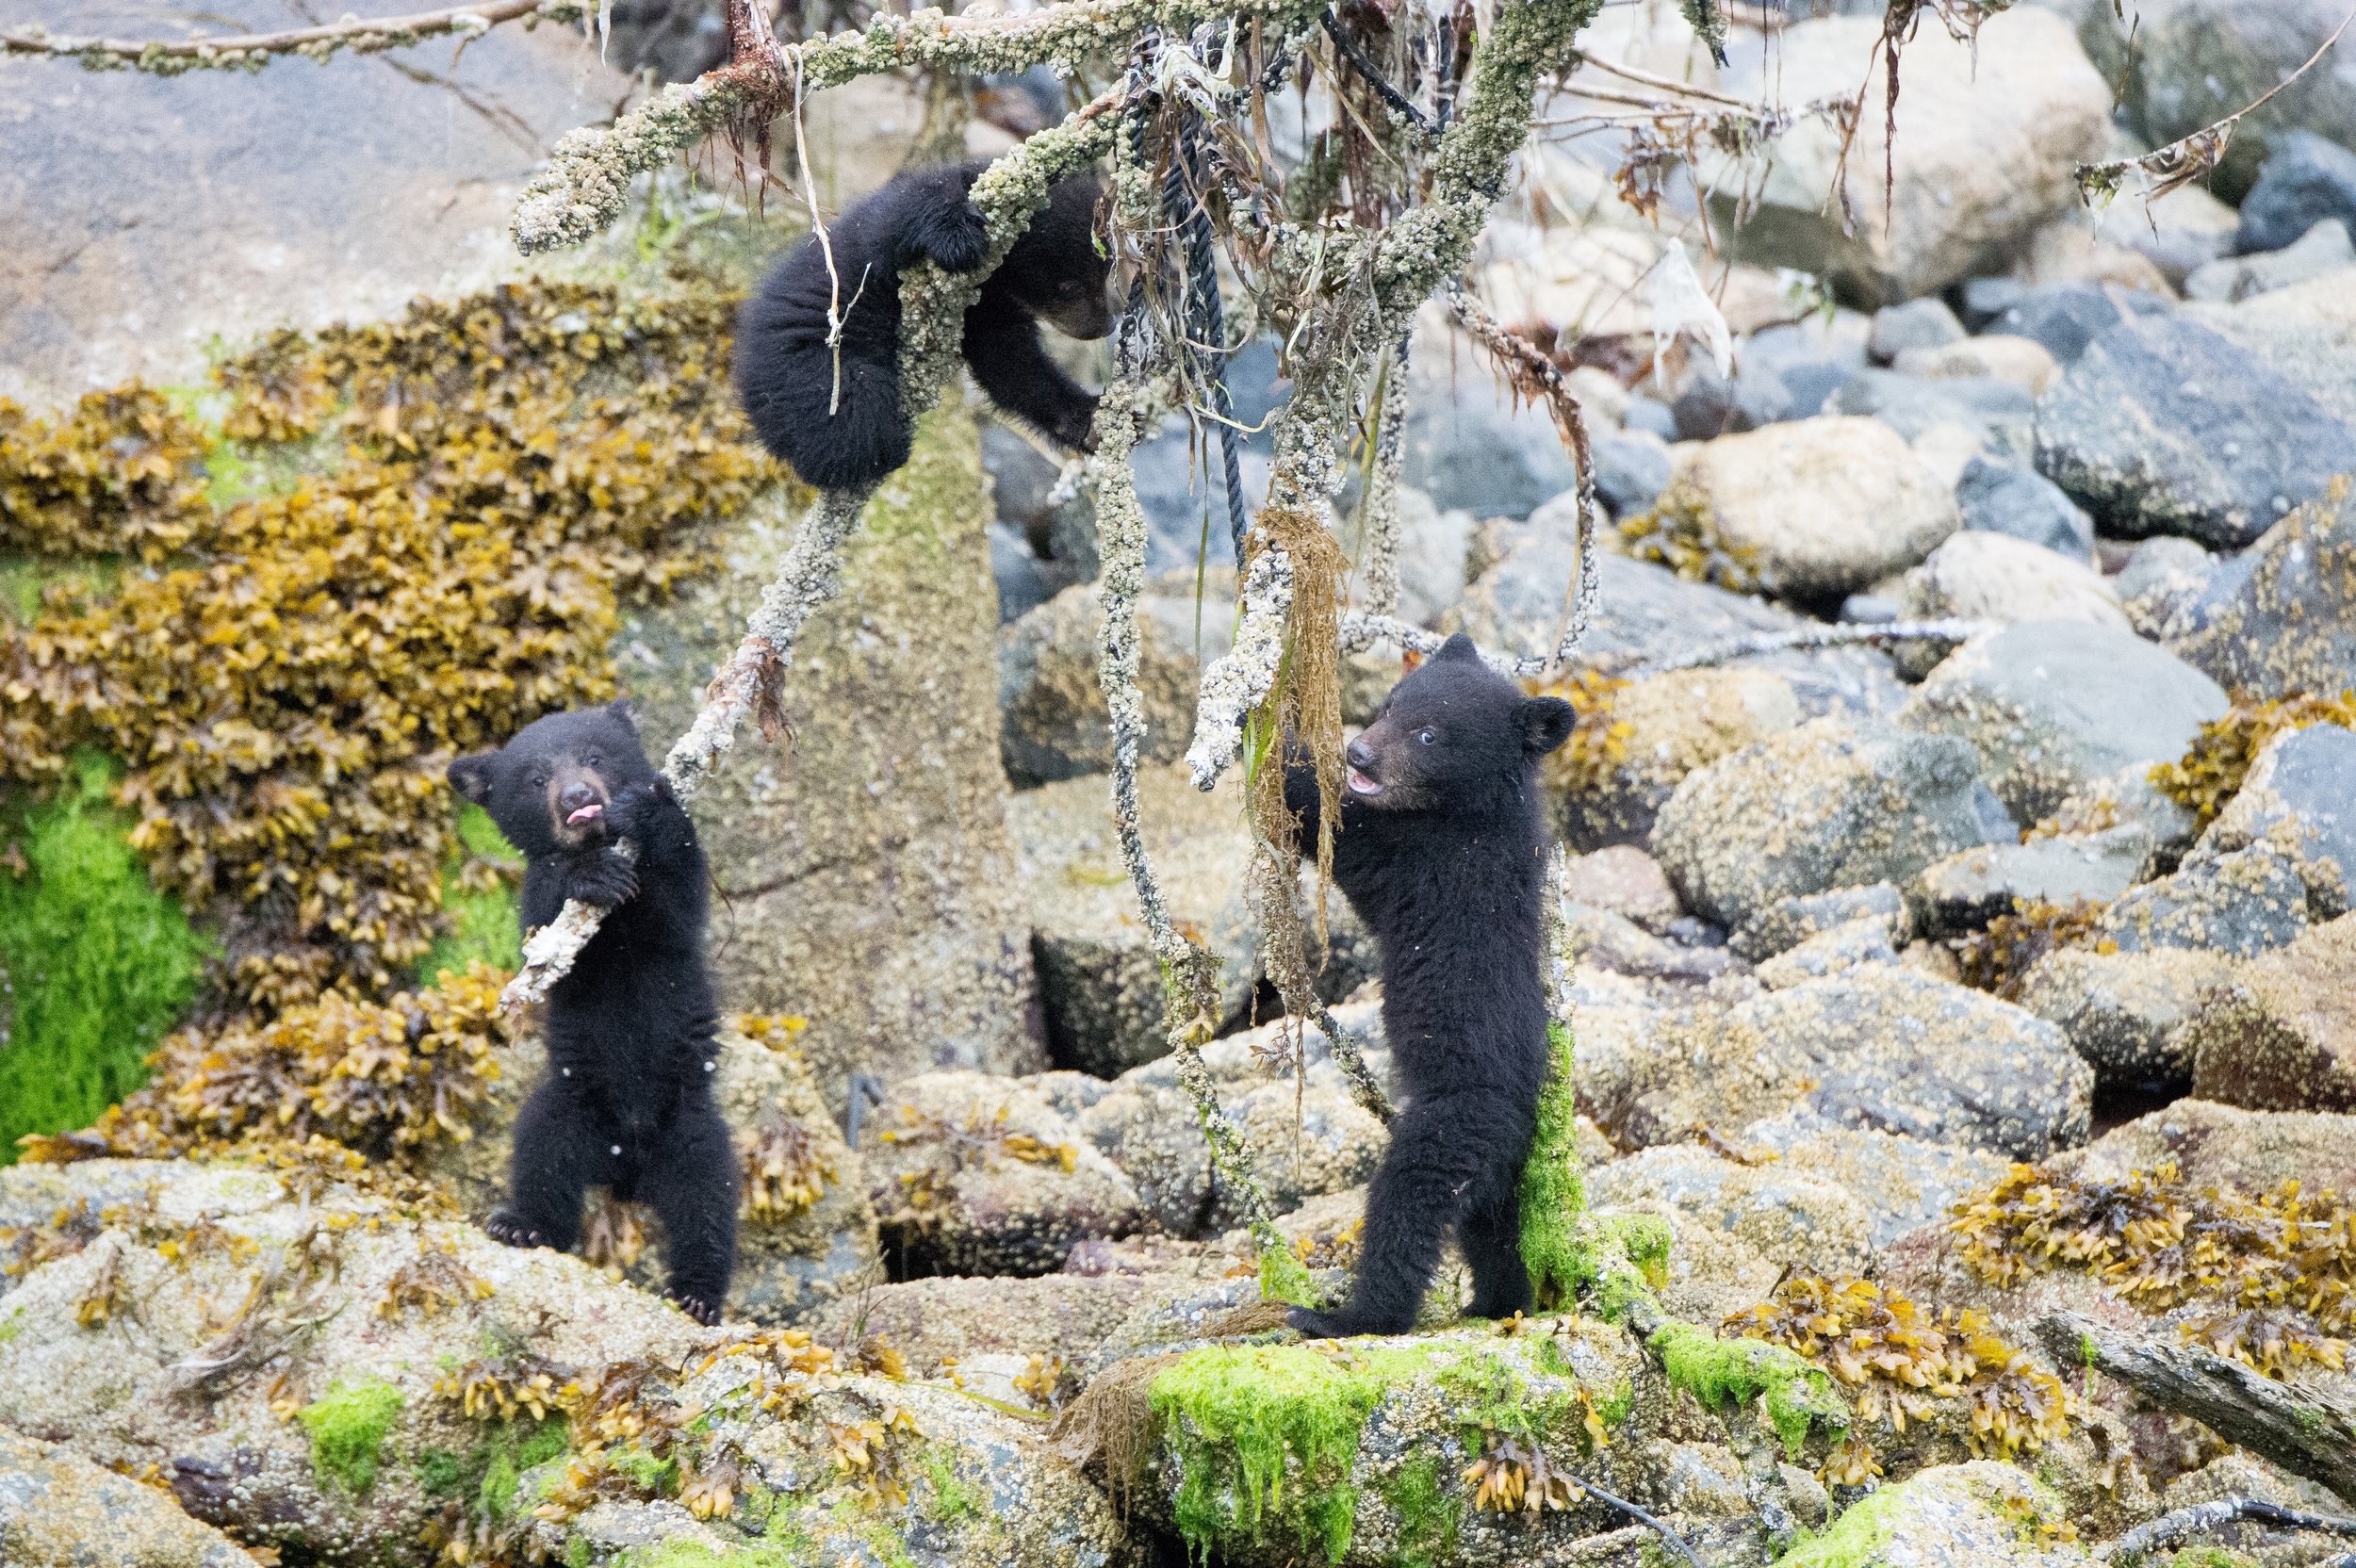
(1, 1), (582, 74)
(2102, 1496), (2356, 1563)
(2038, 1312), (2356, 1506)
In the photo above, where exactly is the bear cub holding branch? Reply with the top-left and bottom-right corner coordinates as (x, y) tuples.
(450, 703), (736, 1324)
(1284, 634), (1575, 1338)
(735, 160), (1114, 492)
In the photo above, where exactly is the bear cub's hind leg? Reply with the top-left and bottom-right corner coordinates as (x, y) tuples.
(486, 1079), (596, 1254)
(643, 1097), (740, 1325)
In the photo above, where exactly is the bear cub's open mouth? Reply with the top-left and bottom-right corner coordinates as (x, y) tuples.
(566, 802), (605, 825)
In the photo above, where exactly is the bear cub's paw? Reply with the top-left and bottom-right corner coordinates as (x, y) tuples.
(913, 200), (990, 273)
(483, 1209), (559, 1251)
(669, 1290), (725, 1327)
(1288, 1305), (1399, 1340)
(568, 847), (640, 909)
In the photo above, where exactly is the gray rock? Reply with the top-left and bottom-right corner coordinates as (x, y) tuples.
(1133, 420), (1273, 575)
(1955, 456), (2095, 559)
(1076, 1073), (1384, 1236)
(1777, 1463), (2088, 1567)
(1546, 666), (1804, 852)
(862, 1071), (1143, 1274)
(1588, 430), (1675, 520)
(2168, 483), (2356, 696)
(1961, 275), (2028, 330)
(2183, 911), (2356, 1112)
(1654, 717), (1996, 935)
(1892, 531), (2127, 642)
(1990, 280), (2168, 367)
(1725, 968), (2094, 1157)
(1897, 620), (2230, 820)
(1562, 902), (1737, 982)
(2099, 841), (2314, 958)
(2185, 219), (2356, 302)
(1559, 844), (1684, 932)
(1400, 372), (1578, 521)
(623, 405), (1044, 1104)
(1742, 1112), (2012, 1248)
(1623, 394), (1678, 439)
(2115, 534), (2217, 601)
(1870, 298), (1968, 363)
(2038, 761), (2204, 862)
(2199, 721), (2356, 915)
(1753, 915), (1902, 989)
(982, 418), (1067, 549)
(1832, 368), (2037, 446)
(2085, 0), (2356, 203)
(1011, 763), (1258, 1076)
(989, 520), (1057, 623)
(1733, 883), (1911, 963)
(1905, 826), (2154, 936)
(2237, 131), (2356, 254)
(1672, 363), (1794, 439)
(1382, 485), (1479, 627)
(0, 0), (633, 403)
(2017, 945), (2239, 1085)
(998, 580), (1228, 787)
(2035, 312), (2356, 547)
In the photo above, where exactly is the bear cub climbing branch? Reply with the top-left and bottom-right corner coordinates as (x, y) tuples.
(449, 702), (737, 1325)
(1282, 634), (1575, 1338)
(734, 160), (1114, 492)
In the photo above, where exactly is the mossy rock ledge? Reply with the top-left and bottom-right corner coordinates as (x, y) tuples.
(1112, 1319), (1662, 1568)
(0, 1156), (1120, 1568)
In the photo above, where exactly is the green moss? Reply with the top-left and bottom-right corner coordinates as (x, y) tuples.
(417, 805), (522, 988)
(0, 1306), (24, 1345)
(0, 753), (207, 1164)
(298, 1378), (405, 1494)
(1518, 1021), (1588, 1311)
(617, 1542), (811, 1568)
(607, 1445), (679, 1495)
(1150, 1336), (1593, 1564)
(859, 1524), (919, 1568)
(1649, 1322), (1846, 1460)
(1376, 1456), (1458, 1568)
(1772, 1480), (1909, 1567)
(924, 1451), (976, 1522)
(417, 1413), (567, 1522)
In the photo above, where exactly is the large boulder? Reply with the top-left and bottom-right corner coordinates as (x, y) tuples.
(1646, 416), (1959, 598)
(2059, 1095), (2356, 1194)
(1892, 531), (2125, 636)
(1955, 457), (2096, 561)
(1076, 1074), (1386, 1237)
(2016, 946), (2239, 1086)
(0, 1428), (258, 1568)
(1904, 829), (2152, 937)
(2082, 0), (2356, 203)
(1652, 716), (1996, 936)
(860, 1070), (1143, 1275)
(998, 580), (1228, 787)
(1546, 666), (1804, 851)
(1588, 1143), (1874, 1278)
(2185, 219), (2356, 302)
(1010, 762), (1262, 1077)
(2237, 132), (2356, 254)
(1780, 1463), (2089, 1568)
(1716, 969), (2094, 1159)
(2096, 841), (2313, 958)
(1703, 9), (2112, 302)
(1896, 621), (2228, 822)
(1741, 1114), (2011, 1250)
(0, 1), (634, 403)
(2183, 911), (2356, 1110)
(2198, 721), (2356, 915)
(2036, 311), (2356, 547)
(2168, 482), (2356, 697)
(418, 1021), (880, 1326)
(622, 401), (1045, 1104)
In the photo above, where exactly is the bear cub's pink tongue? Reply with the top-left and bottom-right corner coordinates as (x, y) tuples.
(567, 803), (604, 825)
(1348, 768), (1382, 795)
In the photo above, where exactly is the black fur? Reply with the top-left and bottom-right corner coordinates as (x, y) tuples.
(448, 703), (737, 1326)
(1283, 634), (1576, 1338)
(734, 160), (1114, 491)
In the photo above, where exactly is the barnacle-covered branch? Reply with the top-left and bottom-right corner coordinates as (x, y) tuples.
(1183, 546), (1295, 791)
(1338, 611), (1545, 677)
(0, 0), (583, 74)
(1089, 372), (1314, 1307)
(1354, 342), (1412, 619)
(2103, 1497), (2356, 1563)
(1611, 618), (1998, 679)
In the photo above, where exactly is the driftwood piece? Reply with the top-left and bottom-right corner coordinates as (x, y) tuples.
(2038, 1311), (2356, 1505)
(2102, 1495), (2356, 1562)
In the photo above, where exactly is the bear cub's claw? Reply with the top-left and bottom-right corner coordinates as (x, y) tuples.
(919, 204), (990, 273)
(569, 849), (639, 909)
(483, 1209), (556, 1250)
(670, 1291), (724, 1326)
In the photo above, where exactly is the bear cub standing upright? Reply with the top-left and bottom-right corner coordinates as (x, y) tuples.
(1283, 633), (1574, 1338)
(734, 160), (1114, 492)
(449, 702), (737, 1324)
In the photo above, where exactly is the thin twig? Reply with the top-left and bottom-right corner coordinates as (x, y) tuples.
(1321, 7), (1432, 132)
(1569, 1474), (1707, 1568)
(0, 0), (581, 70)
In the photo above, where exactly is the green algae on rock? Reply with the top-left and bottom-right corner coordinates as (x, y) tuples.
(302, 1379), (408, 1495)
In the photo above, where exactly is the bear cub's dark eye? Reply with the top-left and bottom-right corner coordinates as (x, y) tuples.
(584, 754), (601, 767)
(1417, 729), (1435, 745)
(531, 775), (548, 789)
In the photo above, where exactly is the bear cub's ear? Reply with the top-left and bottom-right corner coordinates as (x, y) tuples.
(1514, 695), (1577, 759)
(449, 753), (499, 806)
(607, 698), (639, 731)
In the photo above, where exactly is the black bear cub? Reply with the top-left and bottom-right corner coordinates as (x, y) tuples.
(1284, 634), (1575, 1338)
(734, 160), (1114, 492)
(449, 703), (737, 1325)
